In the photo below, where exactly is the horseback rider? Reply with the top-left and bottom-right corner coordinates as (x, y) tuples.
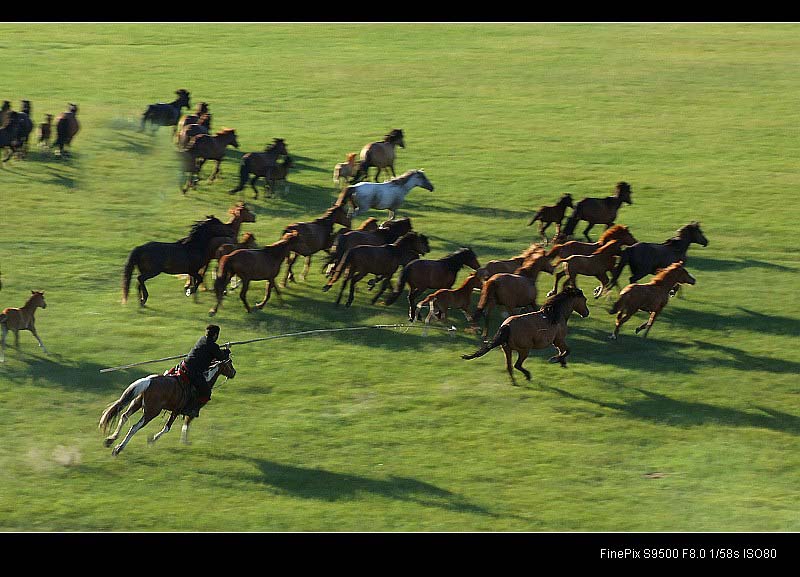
(181, 324), (229, 418)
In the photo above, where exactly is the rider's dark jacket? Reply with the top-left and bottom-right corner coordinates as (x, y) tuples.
(183, 336), (230, 400)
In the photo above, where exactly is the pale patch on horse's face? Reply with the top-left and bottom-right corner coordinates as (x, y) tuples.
(576, 296), (590, 318)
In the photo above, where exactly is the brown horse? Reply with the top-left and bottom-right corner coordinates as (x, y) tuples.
(546, 224), (637, 262)
(549, 239), (627, 298)
(228, 138), (290, 197)
(323, 217), (413, 278)
(209, 230), (300, 316)
(609, 261), (696, 340)
(471, 250), (556, 338)
(384, 247), (481, 322)
(333, 152), (362, 187)
(561, 181), (633, 241)
(38, 114), (53, 149)
(176, 113), (212, 150)
(352, 129), (405, 182)
(181, 128), (239, 191)
(99, 357), (236, 456)
(53, 103), (80, 156)
(175, 101), (210, 143)
(416, 272), (483, 327)
(1, 290), (47, 362)
(475, 242), (544, 281)
(462, 286), (590, 386)
(282, 203), (352, 286)
(528, 193), (574, 243)
(323, 231), (430, 307)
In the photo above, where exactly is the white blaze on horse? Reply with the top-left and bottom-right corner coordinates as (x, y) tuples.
(337, 169), (434, 221)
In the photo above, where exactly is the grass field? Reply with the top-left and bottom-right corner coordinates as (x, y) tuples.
(0, 23), (798, 533)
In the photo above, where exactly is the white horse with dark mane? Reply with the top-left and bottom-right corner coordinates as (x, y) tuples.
(337, 169), (434, 220)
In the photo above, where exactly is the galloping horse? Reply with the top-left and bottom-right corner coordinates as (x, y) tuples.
(0, 116), (19, 164)
(384, 247), (481, 322)
(472, 250), (556, 337)
(333, 152), (361, 187)
(140, 89), (191, 133)
(476, 243), (544, 281)
(338, 169), (434, 220)
(53, 103), (80, 156)
(175, 101), (210, 143)
(606, 222), (708, 290)
(546, 224), (637, 262)
(561, 182), (633, 241)
(176, 113), (212, 150)
(228, 138), (290, 198)
(352, 128), (405, 182)
(182, 128), (239, 189)
(122, 216), (230, 307)
(323, 217), (413, 278)
(322, 231), (430, 307)
(209, 231), (300, 316)
(1, 290), (48, 362)
(282, 203), (352, 286)
(99, 357), (236, 456)
(549, 239), (627, 298)
(528, 193), (574, 243)
(462, 286), (590, 386)
(5, 110), (33, 159)
(416, 272), (483, 328)
(609, 261), (696, 339)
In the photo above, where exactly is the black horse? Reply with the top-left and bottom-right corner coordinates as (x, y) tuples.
(140, 89), (191, 133)
(561, 182), (633, 241)
(122, 216), (230, 307)
(606, 222), (708, 290)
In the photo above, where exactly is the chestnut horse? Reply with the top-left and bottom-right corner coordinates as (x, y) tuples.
(140, 89), (191, 133)
(99, 357), (236, 456)
(384, 247), (481, 322)
(1, 290), (48, 362)
(471, 250), (556, 337)
(53, 103), (80, 156)
(475, 242), (544, 281)
(561, 181), (633, 241)
(609, 261), (696, 340)
(333, 152), (361, 187)
(228, 138), (290, 197)
(282, 203), (352, 286)
(549, 239), (627, 298)
(416, 272), (483, 328)
(322, 231), (430, 307)
(352, 128), (405, 182)
(462, 286), (590, 386)
(528, 193), (574, 243)
(209, 231), (300, 316)
(546, 224), (637, 262)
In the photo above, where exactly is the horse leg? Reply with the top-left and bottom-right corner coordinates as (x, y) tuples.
(514, 350), (532, 381)
(0, 324), (7, 362)
(548, 270), (565, 297)
(137, 272), (157, 307)
(283, 253), (297, 287)
(104, 397), (142, 447)
(346, 272), (367, 307)
(593, 273), (609, 298)
(239, 279), (252, 313)
(635, 310), (661, 338)
(112, 408), (157, 457)
(335, 271), (351, 305)
(181, 416), (194, 444)
(371, 276), (392, 305)
(407, 288), (422, 322)
(502, 344), (518, 386)
(28, 323), (48, 355)
(610, 309), (634, 340)
(148, 411), (179, 445)
(540, 222), (550, 243)
(249, 176), (260, 199)
(302, 256), (312, 281)
(208, 160), (221, 182)
(582, 223), (595, 242)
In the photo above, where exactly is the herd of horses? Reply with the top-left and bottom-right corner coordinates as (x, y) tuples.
(0, 100), (80, 162)
(0, 88), (711, 454)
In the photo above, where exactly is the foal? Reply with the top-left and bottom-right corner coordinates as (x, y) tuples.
(528, 193), (573, 243)
(416, 272), (483, 327)
(1, 290), (48, 362)
(549, 239), (626, 298)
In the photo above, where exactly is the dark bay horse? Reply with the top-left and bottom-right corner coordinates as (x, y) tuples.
(99, 357), (236, 456)
(606, 222), (708, 291)
(0, 117), (20, 164)
(609, 261), (696, 339)
(282, 203), (352, 286)
(176, 113), (212, 150)
(228, 138), (290, 197)
(1, 290), (48, 362)
(140, 89), (191, 133)
(528, 193), (574, 243)
(462, 286), (590, 386)
(53, 103), (80, 156)
(175, 101), (210, 143)
(561, 181), (633, 241)
(384, 247), (481, 321)
(352, 128), (405, 182)
(546, 224), (637, 262)
(181, 128), (239, 190)
(5, 110), (33, 159)
(209, 231), (300, 316)
(322, 231), (430, 307)
(323, 217), (413, 278)
(122, 216), (230, 307)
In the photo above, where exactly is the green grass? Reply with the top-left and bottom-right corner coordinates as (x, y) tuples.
(0, 23), (798, 532)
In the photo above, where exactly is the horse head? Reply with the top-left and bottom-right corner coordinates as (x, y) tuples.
(386, 129), (405, 147)
(414, 233), (431, 255)
(570, 288), (591, 318)
(230, 202), (257, 223)
(413, 170), (434, 191)
(685, 222), (708, 246)
(560, 193), (574, 208)
(616, 181), (633, 204)
(31, 290), (46, 309)
(176, 89), (191, 108)
(267, 138), (288, 156)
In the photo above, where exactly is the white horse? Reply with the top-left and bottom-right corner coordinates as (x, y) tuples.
(337, 169), (434, 220)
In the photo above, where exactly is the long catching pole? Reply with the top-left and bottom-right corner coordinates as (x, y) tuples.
(98, 323), (456, 374)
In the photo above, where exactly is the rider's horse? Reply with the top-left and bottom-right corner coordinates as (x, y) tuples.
(99, 357), (236, 456)
(337, 169), (434, 221)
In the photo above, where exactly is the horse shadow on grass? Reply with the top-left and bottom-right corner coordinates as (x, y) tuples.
(659, 305), (800, 338)
(210, 453), (503, 519)
(541, 385), (800, 435)
(0, 352), (122, 394)
(687, 255), (797, 274)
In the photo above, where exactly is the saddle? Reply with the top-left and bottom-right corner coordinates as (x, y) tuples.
(163, 361), (190, 386)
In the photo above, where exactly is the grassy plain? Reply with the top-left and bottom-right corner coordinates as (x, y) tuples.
(0, 23), (798, 532)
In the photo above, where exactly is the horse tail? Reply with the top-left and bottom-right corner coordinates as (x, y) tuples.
(383, 264), (410, 306)
(228, 157), (249, 194)
(462, 323), (511, 360)
(528, 209), (542, 226)
(139, 105), (153, 131)
(121, 246), (141, 304)
(98, 377), (152, 433)
(471, 278), (498, 322)
(607, 248), (630, 290)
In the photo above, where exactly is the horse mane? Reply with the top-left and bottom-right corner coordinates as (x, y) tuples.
(384, 129), (403, 142)
(598, 224), (628, 244)
(358, 217), (379, 230)
(181, 216), (225, 244)
(651, 261), (685, 283)
(228, 202), (247, 215)
(455, 272), (479, 290)
(387, 170), (418, 185)
(515, 242), (544, 260)
(240, 232), (255, 243)
(441, 248), (476, 272)
(541, 286), (584, 324)
(215, 128), (235, 136)
(346, 152), (357, 163)
(592, 239), (622, 255)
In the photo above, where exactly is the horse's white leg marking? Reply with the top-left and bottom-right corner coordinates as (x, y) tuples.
(181, 422), (191, 444)
(113, 416), (146, 456)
